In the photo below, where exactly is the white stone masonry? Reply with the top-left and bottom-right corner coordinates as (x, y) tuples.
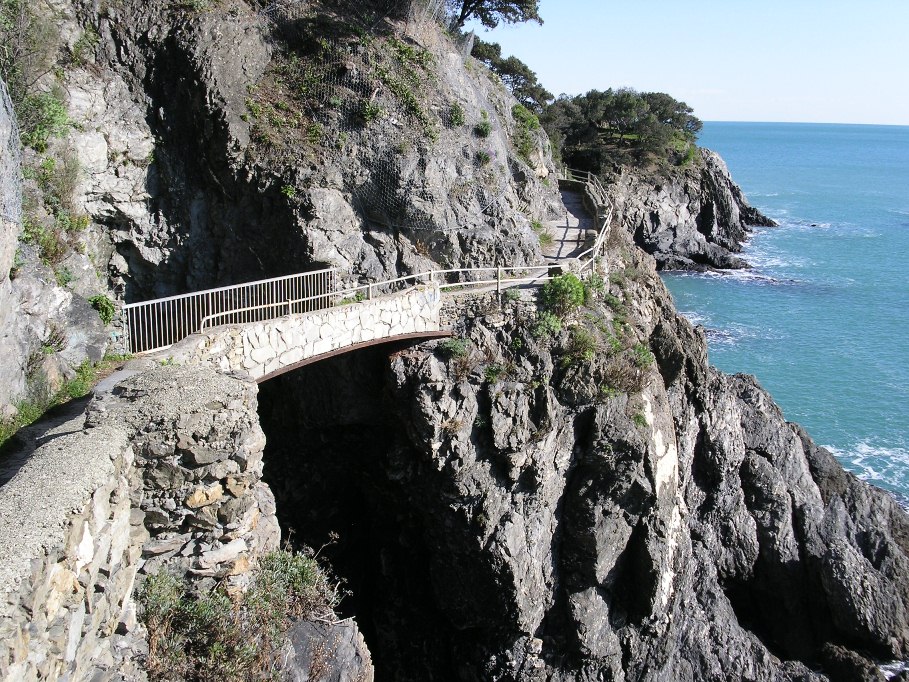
(163, 284), (443, 381)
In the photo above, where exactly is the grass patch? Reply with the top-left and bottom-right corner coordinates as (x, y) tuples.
(140, 549), (341, 682)
(0, 355), (131, 448)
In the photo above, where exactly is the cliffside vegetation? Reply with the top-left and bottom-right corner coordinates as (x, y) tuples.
(140, 550), (341, 681)
(541, 88), (703, 170)
(470, 35), (702, 171)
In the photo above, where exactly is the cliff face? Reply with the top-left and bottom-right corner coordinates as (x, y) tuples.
(605, 149), (776, 271)
(0, 0), (562, 413)
(2, 2), (907, 680)
(258, 233), (909, 680)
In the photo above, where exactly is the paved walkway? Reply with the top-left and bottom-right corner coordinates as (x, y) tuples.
(543, 188), (595, 261)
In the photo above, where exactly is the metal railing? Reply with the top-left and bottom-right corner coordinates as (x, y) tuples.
(559, 168), (614, 272)
(123, 167), (612, 354)
(123, 269), (338, 354)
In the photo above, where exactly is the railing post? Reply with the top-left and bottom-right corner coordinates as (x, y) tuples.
(496, 266), (502, 306)
(367, 283), (373, 300)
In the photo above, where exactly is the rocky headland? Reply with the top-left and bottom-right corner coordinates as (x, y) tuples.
(0, 1), (906, 681)
(603, 149), (777, 271)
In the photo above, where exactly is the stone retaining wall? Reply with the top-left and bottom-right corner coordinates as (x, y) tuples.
(0, 420), (143, 681)
(0, 366), (279, 681)
(163, 284), (442, 381)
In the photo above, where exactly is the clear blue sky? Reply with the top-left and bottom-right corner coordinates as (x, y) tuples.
(466, 0), (909, 125)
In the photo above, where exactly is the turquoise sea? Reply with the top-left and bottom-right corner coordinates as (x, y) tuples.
(662, 122), (909, 499)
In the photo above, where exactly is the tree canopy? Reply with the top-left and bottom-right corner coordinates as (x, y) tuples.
(540, 88), (702, 171)
(448, 0), (542, 30)
(470, 37), (552, 112)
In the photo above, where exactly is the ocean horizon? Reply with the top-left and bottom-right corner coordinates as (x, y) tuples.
(662, 121), (909, 500)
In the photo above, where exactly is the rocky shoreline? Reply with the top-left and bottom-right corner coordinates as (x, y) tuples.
(0, 0), (907, 679)
(605, 149), (777, 271)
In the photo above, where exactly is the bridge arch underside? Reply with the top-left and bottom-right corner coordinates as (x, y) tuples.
(256, 344), (468, 679)
(256, 330), (450, 382)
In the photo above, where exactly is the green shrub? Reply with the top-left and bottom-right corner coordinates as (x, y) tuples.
(632, 342), (655, 369)
(583, 273), (606, 303)
(531, 310), (562, 339)
(632, 412), (648, 428)
(18, 90), (70, 152)
(358, 100), (382, 124)
(563, 327), (597, 366)
(88, 294), (115, 325)
(70, 28), (99, 65)
(437, 337), (469, 358)
(474, 111), (492, 137)
(447, 103), (465, 127)
(475, 150), (491, 165)
(540, 273), (585, 318)
(54, 266), (72, 287)
(140, 549), (340, 682)
(511, 104), (540, 131)
(484, 363), (505, 383)
(280, 184), (296, 199)
(306, 122), (323, 144)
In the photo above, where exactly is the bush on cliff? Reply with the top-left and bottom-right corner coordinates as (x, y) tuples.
(540, 273), (585, 318)
(140, 550), (341, 681)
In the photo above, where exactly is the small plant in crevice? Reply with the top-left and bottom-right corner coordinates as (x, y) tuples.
(473, 111), (491, 138)
(475, 150), (491, 166)
(447, 102), (465, 127)
(280, 184), (296, 199)
(531, 219), (553, 247)
(358, 99), (383, 124)
(632, 411), (648, 429)
(88, 294), (115, 325)
(599, 384), (621, 400)
(632, 342), (655, 369)
(436, 337), (470, 359)
(503, 287), (521, 303)
(484, 362), (505, 383)
(562, 327), (597, 367)
(531, 310), (562, 340)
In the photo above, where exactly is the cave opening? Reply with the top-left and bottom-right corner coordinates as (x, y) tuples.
(256, 345), (463, 680)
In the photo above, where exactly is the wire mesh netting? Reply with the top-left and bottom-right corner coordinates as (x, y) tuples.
(248, 2), (512, 239)
(0, 77), (21, 228)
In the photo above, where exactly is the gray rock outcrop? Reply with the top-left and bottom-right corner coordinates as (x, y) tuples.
(606, 148), (776, 270)
(257, 234), (909, 680)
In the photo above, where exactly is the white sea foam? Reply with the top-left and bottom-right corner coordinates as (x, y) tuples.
(825, 442), (909, 509)
(881, 660), (909, 679)
(678, 310), (710, 327)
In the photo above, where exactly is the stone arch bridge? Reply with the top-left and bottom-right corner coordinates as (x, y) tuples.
(121, 169), (612, 382)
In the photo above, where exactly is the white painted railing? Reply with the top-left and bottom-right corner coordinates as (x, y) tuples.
(122, 169), (612, 354)
(123, 269), (338, 354)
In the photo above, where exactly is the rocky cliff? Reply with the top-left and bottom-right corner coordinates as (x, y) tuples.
(258, 232), (909, 680)
(1, 1), (907, 680)
(0, 0), (562, 414)
(604, 149), (777, 271)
